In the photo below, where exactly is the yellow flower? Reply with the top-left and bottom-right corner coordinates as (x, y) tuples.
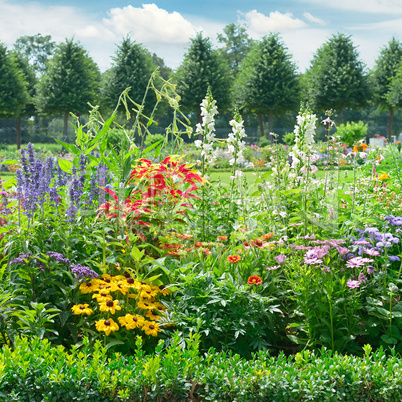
(140, 288), (158, 299)
(79, 281), (97, 294)
(146, 309), (164, 320)
(142, 321), (161, 337)
(95, 318), (119, 336)
(71, 304), (93, 315)
(99, 299), (121, 315)
(118, 314), (145, 330)
(378, 172), (390, 180)
(137, 300), (155, 310)
(156, 285), (171, 296)
(92, 292), (113, 303)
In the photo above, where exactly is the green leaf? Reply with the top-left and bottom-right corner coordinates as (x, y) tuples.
(58, 158), (73, 173)
(130, 246), (144, 262)
(381, 334), (397, 344)
(54, 140), (81, 156)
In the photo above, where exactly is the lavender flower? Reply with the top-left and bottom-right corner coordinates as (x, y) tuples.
(266, 265), (280, 271)
(70, 264), (99, 280)
(10, 252), (32, 265)
(274, 255), (287, 265)
(46, 251), (70, 264)
(389, 255), (401, 262)
(347, 280), (360, 289)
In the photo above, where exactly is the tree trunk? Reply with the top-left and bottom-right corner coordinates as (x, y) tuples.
(258, 114), (264, 137)
(63, 111), (69, 142)
(268, 110), (273, 136)
(16, 117), (21, 150)
(388, 106), (394, 142)
(339, 105), (344, 125)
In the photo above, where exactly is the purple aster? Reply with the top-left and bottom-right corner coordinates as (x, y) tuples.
(363, 248), (380, 257)
(389, 255), (401, 262)
(347, 280), (361, 289)
(336, 246), (350, 256)
(274, 255), (287, 265)
(346, 257), (374, 268)
(358, 272), (367, 283)
(266, 265), (280, 271)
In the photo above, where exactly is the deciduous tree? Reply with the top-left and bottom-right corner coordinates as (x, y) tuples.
(372, 38), (402, 140)
(175, 33), (231, 122)
(305, 33), (371, 125)
(233, 33), (299, 136)
(35, 38), (100, 141)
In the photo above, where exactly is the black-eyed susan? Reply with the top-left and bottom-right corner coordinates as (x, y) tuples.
(140, 288), (158, 299)
(118, 314), (145, 330)
(146, 309), (164, 320)
(92, 292), (113, 303)
(137, 300), (155, 310)
(142, 321), (161, 337)
(99, 299), (121, 314)
(79, 281), (97, 294)
(71, 304), (93, 315)
(157, 285), (171, 296)
(95, 318), (119, 336)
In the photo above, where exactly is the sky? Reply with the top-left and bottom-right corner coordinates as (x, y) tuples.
(0, 0), (401, 73)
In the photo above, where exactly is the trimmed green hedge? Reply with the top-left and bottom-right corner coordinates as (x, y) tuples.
(1, 334), (402, 401)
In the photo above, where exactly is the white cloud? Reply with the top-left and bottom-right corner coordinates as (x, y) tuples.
(303, 12), (326, 25)
(240, 10), (307, 35)
(103, 4), (197, 45)
(302, 0), (402, 14)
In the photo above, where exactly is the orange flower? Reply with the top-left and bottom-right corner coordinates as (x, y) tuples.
(217, 235), (228, 241)
(248, 275), (262, 285)
(261, 233), (274, 240)
(227, 255), (241, 263)
(378, 172), (390, 180)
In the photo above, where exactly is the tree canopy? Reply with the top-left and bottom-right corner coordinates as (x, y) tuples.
(0, 42), (28, 119)
(305, 33), (371, 124)
(372, 37), (402, 139)
(233, 33), (299, 136)
(101, 36), (156, 118)
(217, 23), (252, 76)
(174, 33), (232, 120)
(35, 38), (100, 140)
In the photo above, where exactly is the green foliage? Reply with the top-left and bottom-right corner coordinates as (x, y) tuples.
(216, 23), (252, 75)
(1, 335), (402, 400)
(372, 37), (402, 110)
(175, 33), (232, 115)
(101, 36), (156, 117)
(14, 33), (56, 74)
(305, 33), (371, 123)
(336, 120), (368, 147)
(283, 132), (296, 146)
(168, 272), (281, 357)
(0, 42), (28, 118)
(233, 33), (299, 133)
(35, 38), (100, 116)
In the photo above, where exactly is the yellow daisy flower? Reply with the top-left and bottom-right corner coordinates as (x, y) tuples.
(137, 300), (155, 310)
(92, 292), (113, 303)
(71, 304), (93, 315)
(79, 281), (97, 294)
(99, 299), (121, 315)
(95, 318), (119, 336)
(142, 321), (161, 337)
(118, 314), (145, 330)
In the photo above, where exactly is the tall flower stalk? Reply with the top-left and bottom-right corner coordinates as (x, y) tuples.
(194, 88), (218, 239)
(226, 111), (247, 234)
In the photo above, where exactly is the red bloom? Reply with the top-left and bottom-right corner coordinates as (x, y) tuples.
(227, 255), (241, 263)
(247, 275), (262, 285)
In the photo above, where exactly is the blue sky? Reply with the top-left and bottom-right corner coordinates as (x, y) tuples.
(1, 0), (401, 72)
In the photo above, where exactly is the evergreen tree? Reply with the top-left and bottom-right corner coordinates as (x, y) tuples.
(305, 33), (371, 124)
(372, 38), (402, 140)
(233, 33), (299, 136)
(101, 36), (156, 121)
(217, 23), (252, 76)
(35, 38), (100, 141)
(175, 33), (232, 122)
(0, 42), (29, 144)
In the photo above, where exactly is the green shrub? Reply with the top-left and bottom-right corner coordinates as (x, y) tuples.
(283, 132), (295, 145)
(336, 121), (368, 147)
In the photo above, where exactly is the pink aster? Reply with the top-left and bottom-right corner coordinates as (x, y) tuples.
(347, 280), (360, 289)
(363, 248), (380, 257)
